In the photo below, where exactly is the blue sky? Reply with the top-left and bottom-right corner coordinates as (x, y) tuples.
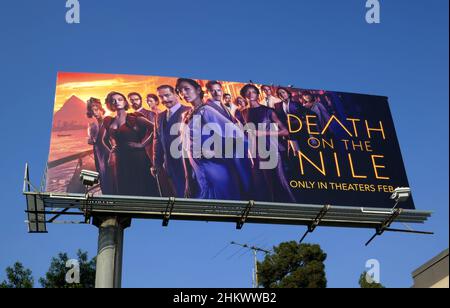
(0, 0), (448, 288)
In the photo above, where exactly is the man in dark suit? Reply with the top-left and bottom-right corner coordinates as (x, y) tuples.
(152, 85), (191, 197)
(128, 92), (156, 162)
(128, 92), (156, 124)
(205, 80), (240, 123)
(274, 87), (316, 157)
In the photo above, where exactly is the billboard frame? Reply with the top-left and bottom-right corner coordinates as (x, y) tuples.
(24, 163), (432, 236)
(23, 163), (433, 287)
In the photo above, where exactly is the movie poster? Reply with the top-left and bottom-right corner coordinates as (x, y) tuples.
(46, 72), (414, 209)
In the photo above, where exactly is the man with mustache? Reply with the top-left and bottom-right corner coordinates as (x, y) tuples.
(205, 80), (238, 123)
(128, 92), (156, 162)
(128, 92), (156, 124)
(152, 85), (191, 197)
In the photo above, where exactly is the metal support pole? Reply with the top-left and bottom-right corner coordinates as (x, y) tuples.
(253, 249), (258, 288)
(93, 216), (131, 288)
(231, 241), (269, 288)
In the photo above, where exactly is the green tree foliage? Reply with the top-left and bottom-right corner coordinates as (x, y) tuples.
(0, 262), (34, 288)
(39, 250), (96, 288)
(257, 241), (327, 288)
(359, 272), (385, 288)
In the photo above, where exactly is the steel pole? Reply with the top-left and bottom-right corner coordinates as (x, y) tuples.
(253, 249), (258, 288)
(93, 216), (131, 288)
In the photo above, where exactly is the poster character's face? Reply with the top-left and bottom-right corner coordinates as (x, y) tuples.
(224, 94), (232, 104)
(112, 94), (127, 110)
(277, 89), (290, 101)
(262, 86), (272, 96)
(302, 95), (314, 108)
(147, 97), (158, 109)
(92, 104), (103, 119)
(129, 94), (142, 110)
(178, 81), (200, 103)
(209, 84), (223, 102)
(244, 87), (259, 102)
(157, 88), (178, 109)
(235, 97), (246, 108)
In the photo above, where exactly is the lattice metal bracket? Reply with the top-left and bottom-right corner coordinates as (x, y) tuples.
(299, 205), (331, 244)
(236, 200), (255, 230)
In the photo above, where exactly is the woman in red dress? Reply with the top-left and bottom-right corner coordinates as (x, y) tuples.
(101, 91), (158, 196)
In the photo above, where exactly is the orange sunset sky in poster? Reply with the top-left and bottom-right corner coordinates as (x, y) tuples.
(54, 72), (253, 113)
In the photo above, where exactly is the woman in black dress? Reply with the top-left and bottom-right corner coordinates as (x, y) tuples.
(240, 84), (296, 203)
(100, 91), (158, 196)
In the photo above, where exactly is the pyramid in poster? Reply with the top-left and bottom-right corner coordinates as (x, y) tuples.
(53, 95), (89, 131)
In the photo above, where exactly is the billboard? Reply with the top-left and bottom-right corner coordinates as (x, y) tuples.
(46, 72), (414, 209)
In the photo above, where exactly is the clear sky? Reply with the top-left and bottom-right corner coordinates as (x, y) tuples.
(0, 0), (448, 288)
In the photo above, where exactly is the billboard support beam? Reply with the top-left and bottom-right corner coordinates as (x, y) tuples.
(22, 163), (433, 236)
(383, 228), (434, 235)
(299, 205), (331, 244)
(93, 216), (131, 288)
(236, 200), (255, 230)
(365, 208), (402, 246)
(47, 208), (70, 223)
(162, 197), (175, 227)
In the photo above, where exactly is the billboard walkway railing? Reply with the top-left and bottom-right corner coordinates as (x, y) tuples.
(24, 164), (432, 242)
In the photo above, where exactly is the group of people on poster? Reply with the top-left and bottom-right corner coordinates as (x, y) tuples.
(86, 79), (336, 202)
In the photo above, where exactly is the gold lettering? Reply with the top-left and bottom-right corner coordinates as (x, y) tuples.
(333, 152), (341, 177)
(298, 150), (326, 176)
(287, 114), (302, 133)
(341, 139), (350, 150)
(347, 118), (361, 137)
(352, 140), (364, 151)
(321, 115), (353, 137)
(348, 153), (367, 179)
(306, 115), (320, 135)
(322, 138), (334, 149)
(371, 155), (390, 180)
(365, 120), (386, 140)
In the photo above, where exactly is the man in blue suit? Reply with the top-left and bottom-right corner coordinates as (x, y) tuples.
(152, 85), (191, 197)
